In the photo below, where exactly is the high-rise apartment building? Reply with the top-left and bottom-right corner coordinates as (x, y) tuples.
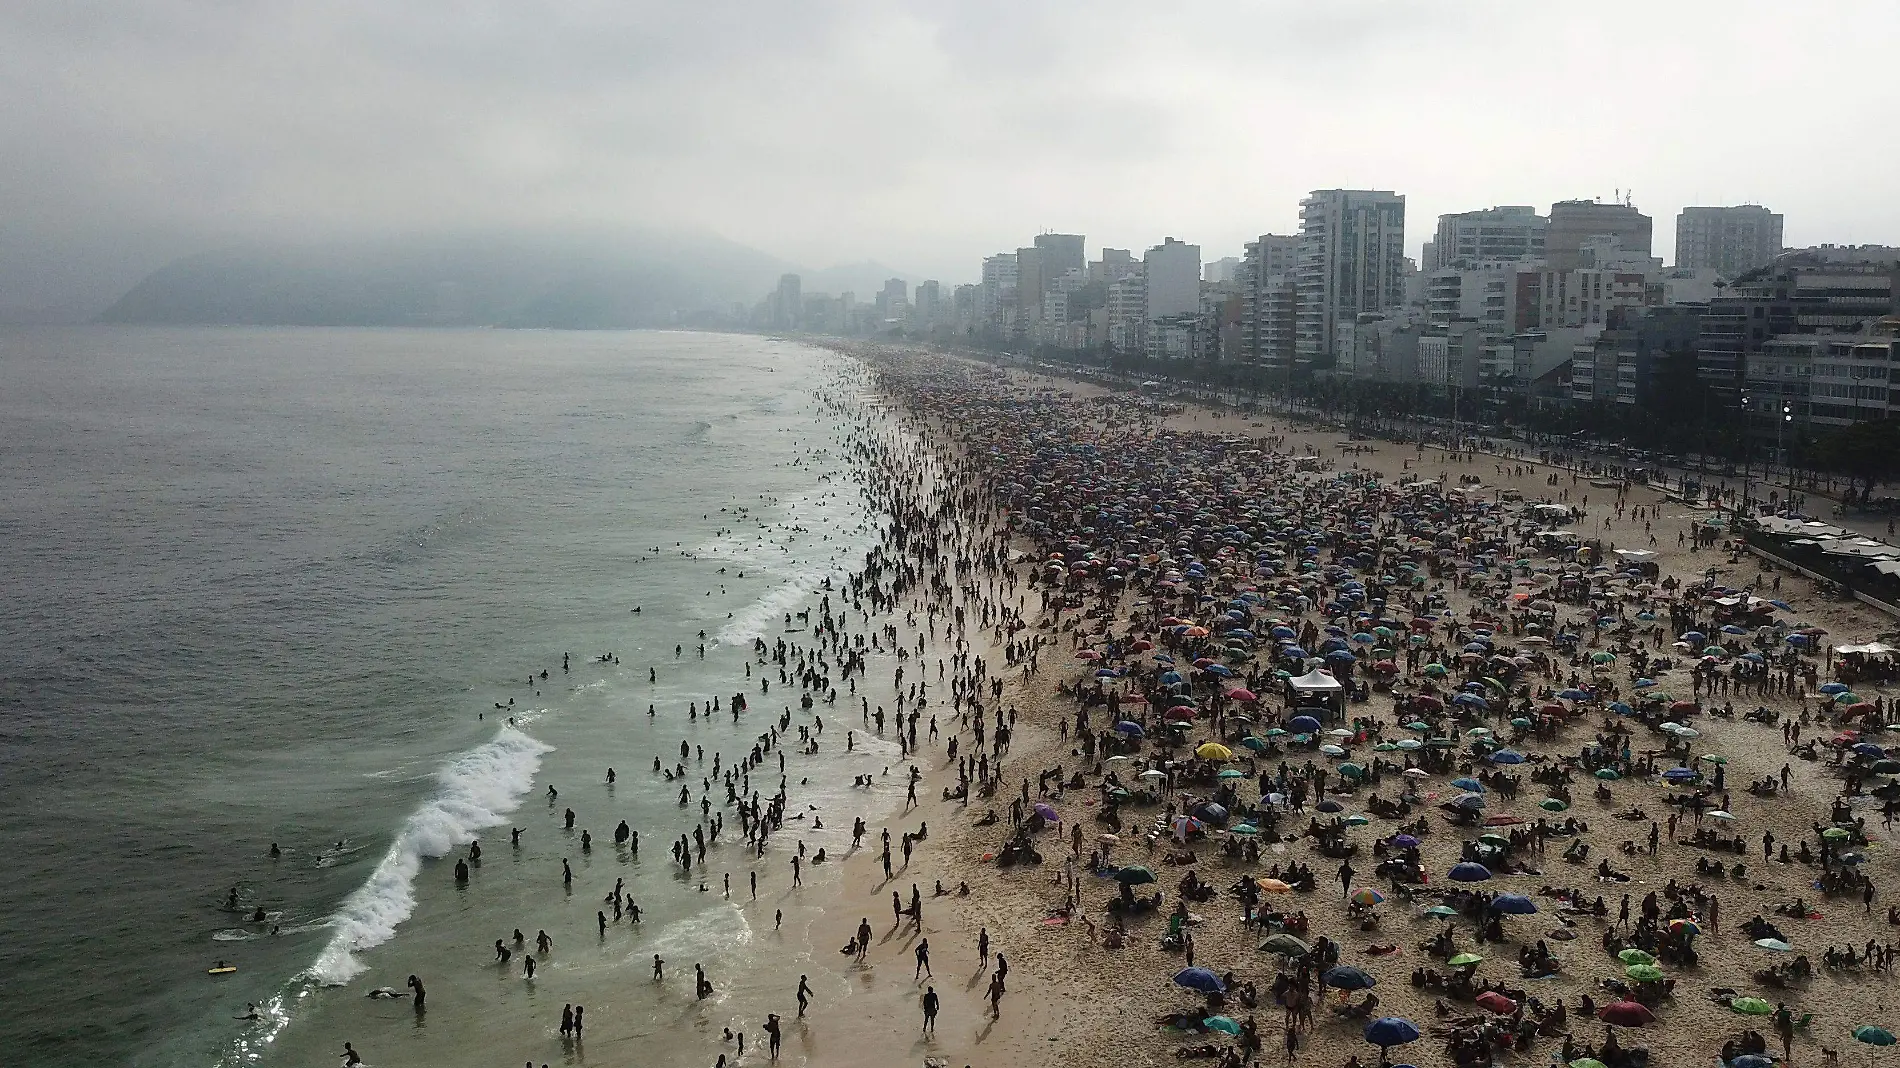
(1675, 205), (1784, 277)
(978, 253), (1017, 332)
(1430, 206), (1547, 269)
(1143, 238), (1201, 321)
(912, 279), (941, 327)
(773, 274), (802, 329)
(875, 277), (908, 322)
(1204, 257), (1241, 284)
(1546, 200), (1652, 271)
(1237, 235), (1299, 369)
(1697, 254), (1900, 404)
(1295, 189), (1407, 368)
(1014, 246), (1049, 335)
(1033, 234), (1086, 283)
(1089, 249), (1138, 286)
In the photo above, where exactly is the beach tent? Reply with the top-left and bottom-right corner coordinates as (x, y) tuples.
(1286, 668), (1346, 720)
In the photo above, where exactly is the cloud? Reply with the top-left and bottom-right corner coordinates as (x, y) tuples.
(3, 0), (1898, 317)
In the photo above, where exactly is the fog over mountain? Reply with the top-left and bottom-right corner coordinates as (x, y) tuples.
(95, 232), (910, 328)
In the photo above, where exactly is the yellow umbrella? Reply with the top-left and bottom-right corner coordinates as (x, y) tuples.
(1196, 742), (1234, 762)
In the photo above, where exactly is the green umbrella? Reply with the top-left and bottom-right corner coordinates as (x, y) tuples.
(1203, 1016), (1242, 1035)
(1625, 964), (1666, 981)
(1448, 952), (1484, 967)
(1857, 1024), (1898, 1042)
(1116, 866), (1157, 885)
(1260, 933), (1311, 956)
(1106, 787), (1132, 799)
(1701, 754), (1727, 765)
(1730, 996), (1775, 1015)
(1405, 721), (1431, 732)
(1228, 824), (1260, 836)
(1540, 798), (1569, 812)
(1617, 948), (1656, 965)
(1423, 905), (1459, 919)
(1569, 1060), (1609, 1068)
(1824, 827), (1852, 841)
(1477, 833), (1510, 847)
(1217, 768), (1246, 779)
(1595, 769), (1621, 781)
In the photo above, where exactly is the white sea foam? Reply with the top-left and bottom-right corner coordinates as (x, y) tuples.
(308, 727), (552, 985)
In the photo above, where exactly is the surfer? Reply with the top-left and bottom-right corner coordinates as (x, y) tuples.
(340, 1043), (362, 1066)
(407, 974), (425, 1010)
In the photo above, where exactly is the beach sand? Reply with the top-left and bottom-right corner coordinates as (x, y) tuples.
(830, 348), (1900, 1068)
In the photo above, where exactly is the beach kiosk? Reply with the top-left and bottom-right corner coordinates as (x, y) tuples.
(1286, 667), (1346, 722)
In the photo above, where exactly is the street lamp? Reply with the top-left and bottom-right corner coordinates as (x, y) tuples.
(1739, 393), (1752, 511)
(1777, 403), (1792, 508)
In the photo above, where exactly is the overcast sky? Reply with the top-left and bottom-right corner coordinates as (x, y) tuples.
(5, 0), (1898, 315)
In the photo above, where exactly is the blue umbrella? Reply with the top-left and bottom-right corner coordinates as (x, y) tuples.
(1114, 721), (1145, 737)
(1205, 664), (1235, 677)
(1731, 1057), (1774, 1068)
(1452, 693), (1488, 709)
(1363, 1017), (1422, 1048)
(1854, 743), (1886, 759)
(1449, 862), (1492, 882)
(1326, 649), (1357, 662)
(1450, 777), (1485, 792)
(1491, 893), (1537, 915)
(1661, 766), (1698, 782)
(1452, 792), (1485, 810)
(1174, 967), (1225, 993)
(1195, 803), (1229, 823)
(1159, 671), (1184, 685)
(1489, 749), (1525, 765)
(1820, 682), (1849, 695)
(1324, 965), (1376, 991)
(1289, 715), (1322, 733)
(1282, 647), (1308, 660)
(1608, 702), (1633, 716)
(1557, 689), (1590, 701)
(1316, 799), (1344, 813)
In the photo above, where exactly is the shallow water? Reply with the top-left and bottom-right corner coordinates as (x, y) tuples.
(0, 326), (903, 1067)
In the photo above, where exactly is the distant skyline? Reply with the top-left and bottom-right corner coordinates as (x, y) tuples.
(5, 1), (1899, 318)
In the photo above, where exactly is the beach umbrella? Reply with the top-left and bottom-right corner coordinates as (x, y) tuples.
(1491, 893), (1537, 915)
(1489, 749), (1525, 764)
(1227, 688), (1258, 702)
(1363, 1017), (1421, 1049)
(1320, 744), (1348, 757)
(1202, 1016), (1241, 1035)
(1668, 918), (1701, 936)
(1351, 887), (1386, 906)
(1324, 965), (1376, 991)
(1174, 967), (1225, 993)
(1625, 964), (1665, 981)
(1539, 798), (1569, 812)
(1446, 953), (1484, 967)
(1114, 721), (1145, 737)
(1617, 948), (1656, 965)
(1421, 905), (1459, 919)
(1856, 1025), (1897, 1050)
(1661, 767), (1699, 783)
(1289, 715), (1322, 733)
(1195, 742), (1233, 762)
(1474, 990), (1517, 1015)
(1391, 834), (1421, 850)
(1448, 862), (1492, 882)
(1597, 1000), (1655, 1026)
(1595, 768), (1621, 781)
(1116, 866), (1157, 885)
(1316, 799), (1344, 813)
(1228, 823), (1260, 837)
(1259, 933), (1310, 956)
(1451, 793), (1485, 811)
(1824, 826), (1852, 841)
(1754, 938), (1793, 952)
(1451, 777), (1485, 792)
(1729, 997), (1774, 1015)
(1217, 768), (1247, 780)
(1570, 1060), (1610, 1068)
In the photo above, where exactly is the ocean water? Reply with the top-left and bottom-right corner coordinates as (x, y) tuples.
(0, 327), (914, 1067)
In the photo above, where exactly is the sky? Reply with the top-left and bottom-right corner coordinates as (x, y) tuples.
(5, 0), (1899, 317)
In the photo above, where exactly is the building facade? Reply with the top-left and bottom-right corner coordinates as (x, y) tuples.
(1546, 200), (1652, 271)
(1295, 189), (1407, 369)
(1675, 205), (1784, 277)
(1430, 206), (1547, 270)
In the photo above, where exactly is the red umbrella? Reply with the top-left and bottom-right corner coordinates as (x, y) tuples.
(1226, 689), (1259, 703)
(1475, 991), (1517, 1015)
(1412, 695), (1444, 711)
(1373, 661), (1399, 674)
(1164, 706), (1196, 722)
(1596, 1000), (1655, 1026)
(1540, 704), (1565, 716)
(1669, 700), (1698, 714)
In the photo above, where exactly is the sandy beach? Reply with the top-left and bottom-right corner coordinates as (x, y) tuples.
(798, 342), (1900, 1068)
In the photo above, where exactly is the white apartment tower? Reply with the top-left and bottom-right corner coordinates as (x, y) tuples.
(1143, 237), (1202, 321)
(1296, 189), (1407, 368)
(1675, 205), (1784, 277)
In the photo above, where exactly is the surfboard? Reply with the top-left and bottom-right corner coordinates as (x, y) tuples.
(208, 966), (238, 975)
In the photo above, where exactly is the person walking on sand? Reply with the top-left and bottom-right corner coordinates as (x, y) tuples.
(1337, 860), (1355, 899)
(856, 918), (873, 961)
(765, 1013), (782, 1059)
(652, 954), (664, 981)
(978, 927), (990, 967)
(922, 985), (940, 1033)
(797, 975), (813, 1017)
(987, 971), (1004, 1018)
(915, 938), (932, 980)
